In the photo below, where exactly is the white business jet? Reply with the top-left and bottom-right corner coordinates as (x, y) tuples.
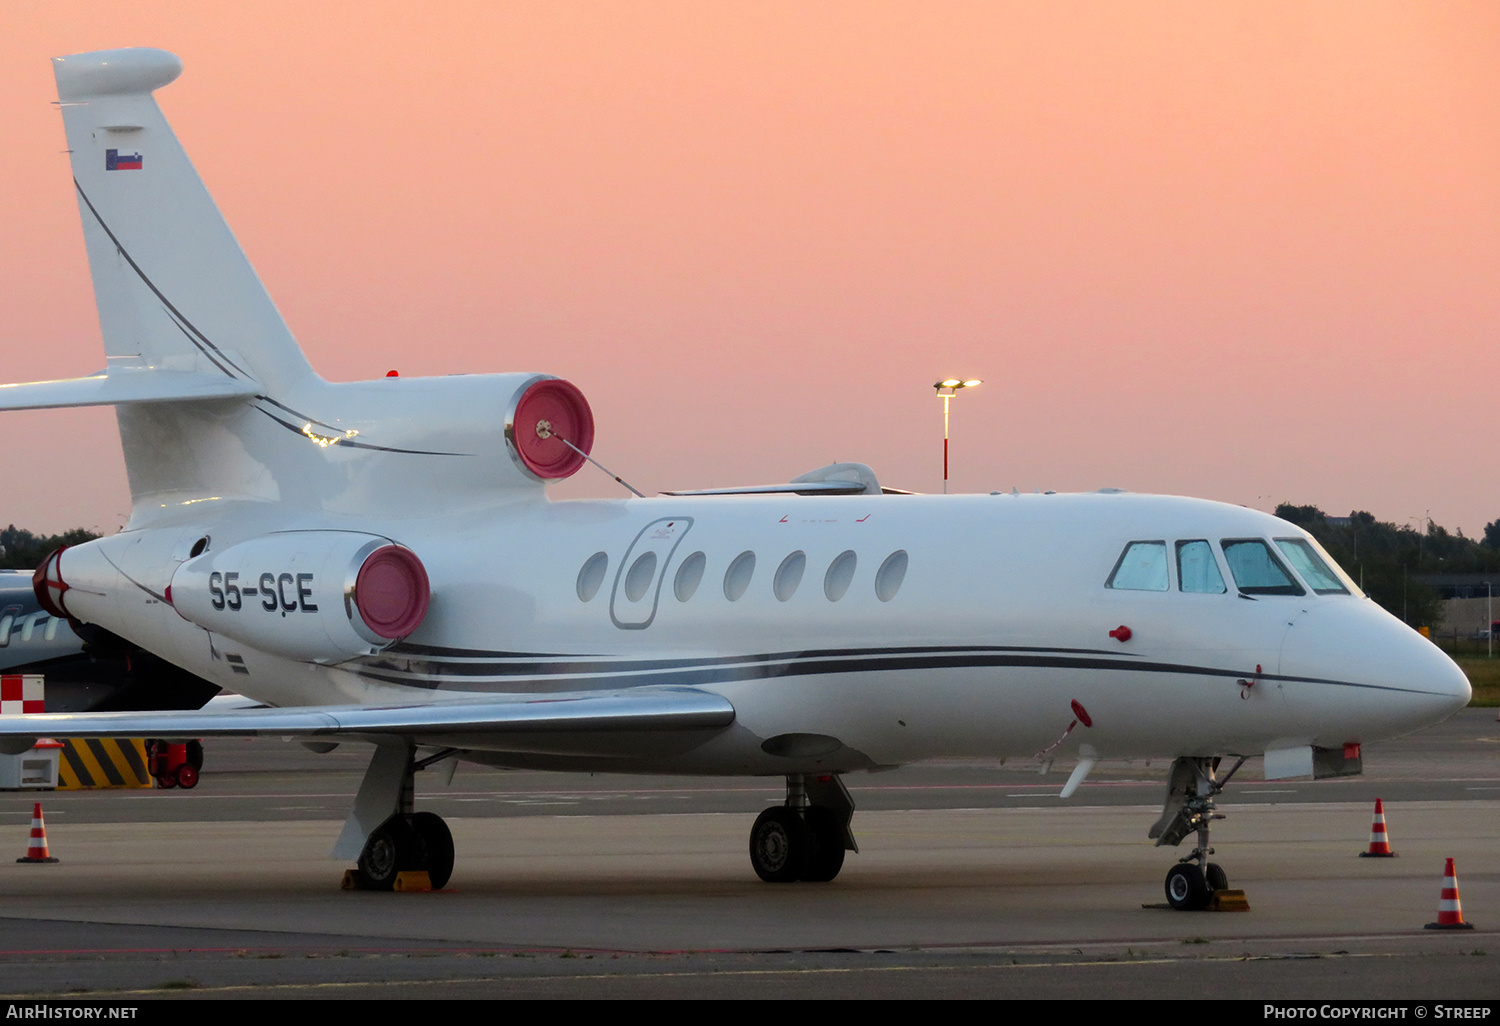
(0, 49), (1469, 908)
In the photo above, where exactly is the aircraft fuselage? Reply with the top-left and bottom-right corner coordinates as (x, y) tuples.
(54, 490), (1468, 776)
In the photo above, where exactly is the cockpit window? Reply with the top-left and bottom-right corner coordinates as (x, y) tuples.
(1107, 541), (1169, 591)
(1176, 540), (1226, 594)
(1221, 539), (1304, 596)
(1274, 538), (1349, 595)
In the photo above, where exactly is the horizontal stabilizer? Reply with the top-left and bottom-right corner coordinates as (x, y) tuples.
(0, 686), (736, 749)
(0, 369), (259, 411)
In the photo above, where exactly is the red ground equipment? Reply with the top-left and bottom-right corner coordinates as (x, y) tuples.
(147, 739), (203, 789)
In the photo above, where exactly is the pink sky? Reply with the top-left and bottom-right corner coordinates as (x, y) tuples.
(2, 2), (1498, 537)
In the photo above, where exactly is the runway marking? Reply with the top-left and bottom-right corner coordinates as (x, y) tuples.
(1241, 790), (1298, 794)
(0, 949), (1407, 999)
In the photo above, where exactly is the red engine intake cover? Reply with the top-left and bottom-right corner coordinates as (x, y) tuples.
(509, 378), (594, 481)
(354, 546), (430, 640)
(32, 547), (69, 620)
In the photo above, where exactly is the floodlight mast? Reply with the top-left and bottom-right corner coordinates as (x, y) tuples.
(934, 378), (982, 494)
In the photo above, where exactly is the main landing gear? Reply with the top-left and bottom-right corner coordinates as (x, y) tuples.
(1149, 755), (1246, 911)
(749, 773), (857, 883)
(337, 743), (457, 890)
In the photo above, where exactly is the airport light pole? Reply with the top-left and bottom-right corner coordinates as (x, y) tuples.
(934, 378), (982, 494)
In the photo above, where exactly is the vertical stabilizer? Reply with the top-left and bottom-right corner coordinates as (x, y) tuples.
(53, 48), (315, 394)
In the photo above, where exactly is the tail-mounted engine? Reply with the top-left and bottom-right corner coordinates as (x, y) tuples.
(168, 532), (430, 663)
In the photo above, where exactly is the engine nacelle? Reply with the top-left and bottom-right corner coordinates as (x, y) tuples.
(169, 532), (430, 663)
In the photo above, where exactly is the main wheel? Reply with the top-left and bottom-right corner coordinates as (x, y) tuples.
(1205, 862), (1228, 892)
(410, 811), (454, 889)
(358, 817), (416, 891)
(749, 807), (809, 883)
(1164, 863), (1210, 911)
(800, 806), (846, 883)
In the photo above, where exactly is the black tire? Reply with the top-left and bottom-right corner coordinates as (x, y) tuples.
(358, 817), (415, 891)
(410, 811), (455, 890)
(800, 806), (846, 883)
(1205, 862), (1228, 892)
(186, 740), (204, 771)
(749, 807), (809, 883)
(1164, 863), (1210, 911)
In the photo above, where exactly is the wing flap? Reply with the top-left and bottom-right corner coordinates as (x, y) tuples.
(0, 686), (735, 747)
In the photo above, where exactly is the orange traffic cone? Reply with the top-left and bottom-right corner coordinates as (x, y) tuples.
(16, 803), (58, 863)
(1424, 858), (1474, 930)
(1358, 798), (1396, 857)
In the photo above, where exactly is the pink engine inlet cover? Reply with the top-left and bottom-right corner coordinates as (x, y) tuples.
(511, 378), (594, 480)
(354, 546), (430, 639)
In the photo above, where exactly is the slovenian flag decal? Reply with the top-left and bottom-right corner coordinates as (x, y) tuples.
(105, 149), (143, 171)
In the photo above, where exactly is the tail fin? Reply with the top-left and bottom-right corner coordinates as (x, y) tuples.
(53, 48), (314, 395)
(8, 50), (557, 523)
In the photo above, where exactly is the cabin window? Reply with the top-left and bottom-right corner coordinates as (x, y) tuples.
(576, 552), (608, 602)
(1274, 538), (1348, 595)
(1176, 540), (1226, 594)
(1221, 539), (1304, 596)
(0, 615), (11, 648)
(875, 550), (909, 602)
(774, 551), (806, 602)
(724, 551), (756, 601)
(824, 550), (857, 602)
(674, 551), (706, 601)
(1106, 541), (1169, 591)
(624, 551), (658, 602)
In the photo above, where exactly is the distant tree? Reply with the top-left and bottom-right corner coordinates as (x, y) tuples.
(1274, 503), (1327, 529)
(0, 525), (101, 570)
(1484, 519), (1500, 550)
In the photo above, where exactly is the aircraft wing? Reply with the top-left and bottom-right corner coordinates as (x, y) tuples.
(0, 686), (736, 751)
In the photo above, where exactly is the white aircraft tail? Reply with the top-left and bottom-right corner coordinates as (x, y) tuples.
(54, 48), (314, 394)
(4, 50), (592, 524)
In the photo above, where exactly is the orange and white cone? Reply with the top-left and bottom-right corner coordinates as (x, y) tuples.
(1424, 858), (1474, 930)
(16, 803), (58, 864)
(1358, 798), (1396, 857)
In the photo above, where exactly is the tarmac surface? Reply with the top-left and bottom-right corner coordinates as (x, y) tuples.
(0, 708), (1495, 999)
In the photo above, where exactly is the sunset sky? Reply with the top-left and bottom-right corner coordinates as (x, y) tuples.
(3, 2), (1497, 537)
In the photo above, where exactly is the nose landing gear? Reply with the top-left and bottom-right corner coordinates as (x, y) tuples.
(1149, 755), (1246, 911)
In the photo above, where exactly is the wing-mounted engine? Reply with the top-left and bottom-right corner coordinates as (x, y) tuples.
(167, 532), (430, 663)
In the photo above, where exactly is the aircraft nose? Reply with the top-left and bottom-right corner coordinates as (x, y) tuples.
(1280, 600), (1471, 744)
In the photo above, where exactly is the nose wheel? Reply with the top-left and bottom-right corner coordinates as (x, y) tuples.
(1164, 860), (1229, 911)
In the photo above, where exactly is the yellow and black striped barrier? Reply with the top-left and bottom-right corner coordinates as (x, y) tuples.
(56, 739), (152, 789)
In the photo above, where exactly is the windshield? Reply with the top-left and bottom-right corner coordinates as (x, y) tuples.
(1274, 538), (1349, 595)
(1221, 539), (1304, 596)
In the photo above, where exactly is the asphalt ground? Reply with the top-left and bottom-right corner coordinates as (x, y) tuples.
(0, 709), (1492, 1000)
